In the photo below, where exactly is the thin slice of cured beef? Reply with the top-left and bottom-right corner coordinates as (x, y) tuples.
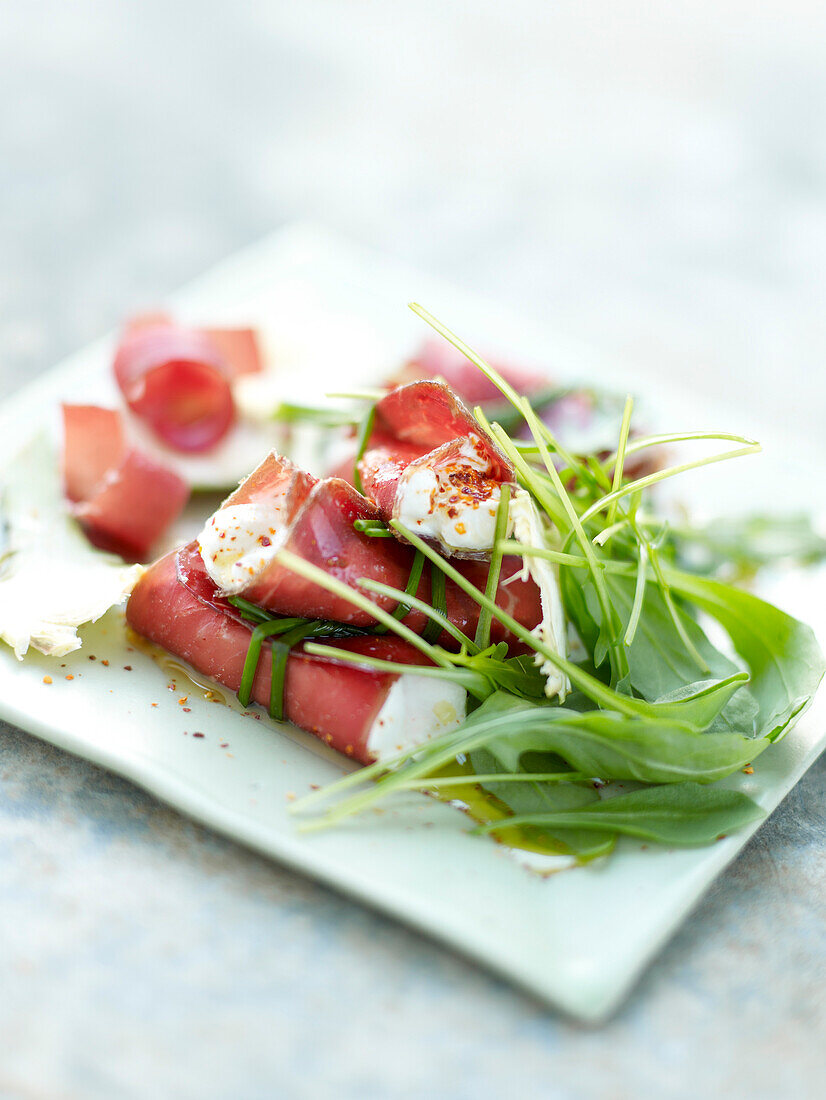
(340, 382), (515, 558)
(196, 451), (542, 648)
(127, 547), (459, 763)
(62, 404), (189, 561)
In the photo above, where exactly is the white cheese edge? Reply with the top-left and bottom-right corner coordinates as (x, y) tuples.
(366, 673), (467, 762)
(393, 436), (511, 555)
(198, 501), (289, 596)
(509, 489), (569, 700)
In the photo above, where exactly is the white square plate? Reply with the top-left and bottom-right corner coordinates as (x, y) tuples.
(0, 223), (823, 1020)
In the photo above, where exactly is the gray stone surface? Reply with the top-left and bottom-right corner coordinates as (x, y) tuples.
(0, 3), (824, 1097)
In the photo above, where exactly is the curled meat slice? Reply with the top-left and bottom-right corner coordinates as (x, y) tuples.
(196, 451), (543, 648)
(343, 381), (515, 559)
(391, 339), (548, 407)
(62, 404), (189, 561)
(127, 548), (466, 763)
(372, 380), (512, 482)
(113, 323), (235, 453)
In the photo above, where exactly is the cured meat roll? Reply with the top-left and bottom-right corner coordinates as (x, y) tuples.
(62, 404), (189, 561)
(196, 451), (544, 648)
(347, 381), (517, 559)
(112, 316), (262, 453)
(126, 548), (467, 763)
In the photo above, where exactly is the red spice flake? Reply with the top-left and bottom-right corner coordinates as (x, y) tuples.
(42, 676), (52, 685)
(65, 674), (74, 681)
(219, 742), (229, 749)
(447, 467), (494, 501)
(192, 731), (205, 739)
(101, 660), (109, 667)
(123, 665), (132, 671)
(151, 702), (158, 707)
(182, 707), (191, 713)
(258, 535), (272, 547)
(743, 765), (754, 775)
(178, 696), (188, 705)
(88, 655), (97, 661)
(60, 664), (66, 668)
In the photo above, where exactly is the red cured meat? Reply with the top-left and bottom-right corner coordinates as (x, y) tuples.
(61, 405), (125, 503)
(62, 404), (189, 561)
(112, 319), (262, 451)
(220, 449), (317, 515)
(394, 339), (549, 407)
(396, 341), (664, 479)
(113, 323), (235, 453)
(372, 380), (512, 482)
(74, 450), (189, 561)
(333, 382), (514, 557)
(124, 314), (263, 378)
(127, 548), (436, 762)
(200, 328), (262, 379)
(198, 452), (542, 647)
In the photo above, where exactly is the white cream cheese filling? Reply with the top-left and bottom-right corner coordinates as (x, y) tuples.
(198, 501), (287, 595)
(394, 435), (513, 554)
(509, 489), (569, 700)
(366, 674), (466, 761)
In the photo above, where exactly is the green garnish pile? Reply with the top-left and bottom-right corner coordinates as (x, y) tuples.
(272, 306), (825, 862)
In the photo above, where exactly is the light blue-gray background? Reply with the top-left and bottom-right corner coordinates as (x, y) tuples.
(0, 4), (824, 1098)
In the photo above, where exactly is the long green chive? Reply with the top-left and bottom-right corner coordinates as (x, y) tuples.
(474, 484), (511, 649)
(274, 549), (456, 670)
(237, 618), (308, 707)
(579, 441), (761, 526)
(600, 430), (757, 469)
(389, 550), (425, 621)
(519, 398), (630, 687)
(422, 561), (447, 644)
(478, 385), (571, 434)
(269, 622), (321, 720)
(607, 395), (634, 526)
(359, 576), (479, 652)
(395, 771), (586, 789)
(271, 402), (360, 428)
(352, 403), (377, 495)
(353, 518), (393, 537)
(625, 540), (648, 647)
(301, 643), (490, 699)
(228, 595), (274, 624)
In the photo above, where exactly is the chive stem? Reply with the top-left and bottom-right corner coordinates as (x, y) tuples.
(352, 403), (377, 495)
(474, 484), (511, 649)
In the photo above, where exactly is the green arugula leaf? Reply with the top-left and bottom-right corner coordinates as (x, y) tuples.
(468, 691), (768, 784)
(469, 748), (615, 860)
(665, 568), (826, 740)
(477, 782), (764, 846)
(560, 565), (737, 700)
